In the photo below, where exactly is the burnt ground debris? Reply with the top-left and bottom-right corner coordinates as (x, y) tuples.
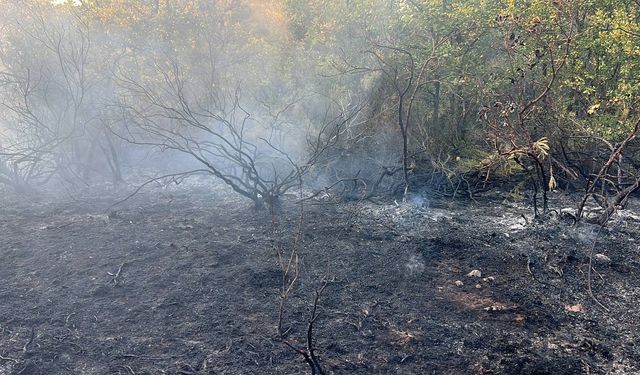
(0, 180), (639, 374)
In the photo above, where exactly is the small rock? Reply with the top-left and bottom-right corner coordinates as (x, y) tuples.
(484, 303), (517, 312)
(466, 269), (482, 278)
(594, 253), (611, 263)
(454, 280), (464, 287)
(564, 304), (584, 313)
(483, 276), (496, 282)
(475, 284), (482, 289)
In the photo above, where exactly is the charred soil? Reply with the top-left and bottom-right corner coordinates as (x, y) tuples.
(0, 181), (639, 374)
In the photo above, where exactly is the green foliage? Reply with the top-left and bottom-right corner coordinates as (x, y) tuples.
(2, 0), (639, 195)
(562, 0), (640, 139)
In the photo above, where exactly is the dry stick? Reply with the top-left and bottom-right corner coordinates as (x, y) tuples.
(65, 313), (76, 326)
(577, 117), (640, 221)
(278, 175), (329, 374)
(22, 327), (34, 353)
(117, 354), (179, 360)
(283, 341), (316, 374)
(276, 172), (304, 337)
(56, 221), (74, 229)
(307, 282), (328, 375)
(586, 225), (610, 312)
(271, 213), (285, 334)
(297, 178), (366, 204)
(594, 174), (640, 225)
(109, 170), (210, 208)
(109, 262), (125, 285)
(277, 256), (299, 337)
(0, 354), (18, 363)
(275, 219), (301, 337)
(117, 365), (136, 375)
(284, 282), (328, 375)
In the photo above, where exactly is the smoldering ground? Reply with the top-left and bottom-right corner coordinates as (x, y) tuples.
(1, 182), (639, 374)
(1, 1), (640, 374)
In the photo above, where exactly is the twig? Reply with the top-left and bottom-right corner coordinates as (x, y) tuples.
(56, 221), (74, 229)
(65, 313), (76, 326)
(117, 354), (179, 360)
(108, 263), (125, 285)
(0, 354), (18, 363)
(117, 365), (136, 375)
(109, 170), (210, 208)
(22, 327), (34, 353)
(284, 282), (328, 375)
(307, 282), (328, 375)
(586, 226), (610, 312)
(284, 340), (314, 368)
(527, 256), (560, 289)
(298, 178), (366, 203)
(176, 363), (198, 375)
(275, 172), (305, 337)
(577, 117), (640, 222)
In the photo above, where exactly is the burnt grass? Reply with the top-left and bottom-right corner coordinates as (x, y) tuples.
(0, 181), (639, 374)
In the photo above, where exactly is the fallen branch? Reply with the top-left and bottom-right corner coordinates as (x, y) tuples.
(109, 170), (210, 208)
(297, 177), (367, 203)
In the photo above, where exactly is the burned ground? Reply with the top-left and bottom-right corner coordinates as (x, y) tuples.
(0, 181), (639, 374)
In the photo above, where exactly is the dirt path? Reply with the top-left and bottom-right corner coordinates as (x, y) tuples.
(0, 184), (639, 374)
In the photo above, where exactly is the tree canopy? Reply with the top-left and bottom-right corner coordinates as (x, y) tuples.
(0, 0), (639, 216)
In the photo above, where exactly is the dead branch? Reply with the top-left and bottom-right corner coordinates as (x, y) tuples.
(590, 173), (640, 226)
(577, 117), (640, 223)
(284, 282), (328, 375)
(275, 172), (305, 337)
(109, 170), (210, 208)
(298, 177), (368, 203)
(113, 61), (362, 209)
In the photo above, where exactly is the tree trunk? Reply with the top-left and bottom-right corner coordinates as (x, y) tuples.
(432, 81), (441, 130)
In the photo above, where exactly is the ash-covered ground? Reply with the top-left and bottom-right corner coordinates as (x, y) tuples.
(0, 180), (639, 374)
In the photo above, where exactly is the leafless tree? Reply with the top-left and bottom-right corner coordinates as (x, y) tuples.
(0, 1), (124, 191)
(576, 117), (640, 225)
(113, 60), (359, 208)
